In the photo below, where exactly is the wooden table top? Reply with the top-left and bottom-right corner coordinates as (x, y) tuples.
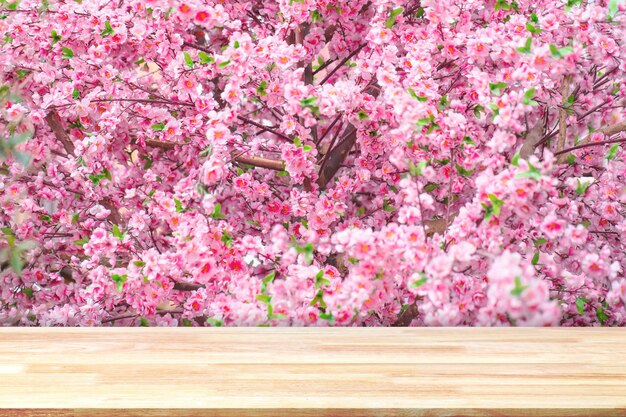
(0, 328), (625, 416)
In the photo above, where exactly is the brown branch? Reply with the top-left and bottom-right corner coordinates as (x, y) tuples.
(391, 299), (422, 327)
(232, 153), (285, 171)
(236, 116), (292, 141)
(570, 120), (626, 149)
(144, 139), (176, 150)
(555, 136), (626, 158)
(317, 125), (357, 189)
(173, 282), (205, 291)
(556, 75), (572, 155)
(102, 313), (138, 324)
(520, 120), (544, 159)
(143, 140), (285, 171)
(182, 40), (213, 55)
(319, 43), (366, 85)
(45, 110), (124, 225)
(45, 111), (75, 156)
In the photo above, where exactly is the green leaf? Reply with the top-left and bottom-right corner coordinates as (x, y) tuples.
(511, 152), (521, 166)
(309, 290), (327, 309)
(455, 164), (475, 177)
(198, 51), (214, 64)
(606, 143), (619, 160)
(111, 274), (128, 292)
(183, 52), (194, 68)
(533, 237), (547, 246)
(566, 0), (582, 10)
(510, 276), (529, 296)
(531, 251), (540, 265)
(74, 237), (89, 246)
(408, 160), (427, 177)
(182, 318), (193, 327)
(13, 151), (31, 166)
(489, 82), (508, 96)
(382, 200), (396, 212)
(319, 312), (334, 324)
(488, 194), (503, 216)
(256, 80), (268, 96)
(385, 7), (404, 29)
(494, 0), (512, 11)
(522, 88), (538, 106)
(256, 294), (272, 304)
(576, 179), (591, 195)
(300, 97), (317, 106)
(438, 95), (449, 110)
(482, 194), (504, 221)
(88, 173), (106, 186)
(61, 46), (74, 59)
(608, 0), (622, 20)
(411, 274), (428, 288)
(261, 271), (276, 293)
(357, 110), (368, 120)
(525, 22), (541, 34)
(210, 203), (226, 219)
(311, 9), (322, 23)
(21, 287), (33, 299)
(206, 317), (223, 326)
(549, 44), (574, 59)
(139, 317), (149, 327)
(218, 59), (231, 69)
(293, 136), (302, 147)
(133, 260), (146, 267)
(576, 297), (588, 314)
(151, 122), (166, 131)
(174, 198), (184, 213)
(516, 162), (542, 181)
(50, 29), (62, 44)
(100, 21), (114, 37)
(596, 305), (609, 324)
(221, 231), (233, 248)
(112, 224), (125, 240)
(407, 88), (428, 102)
(473, 105), (485, 118)
(463, 136), (476, 146)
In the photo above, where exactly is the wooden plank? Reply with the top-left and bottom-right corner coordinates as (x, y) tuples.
(0, 328), (625, 416)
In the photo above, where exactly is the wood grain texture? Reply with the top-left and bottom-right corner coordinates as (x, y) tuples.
(0, 328), (625, 416)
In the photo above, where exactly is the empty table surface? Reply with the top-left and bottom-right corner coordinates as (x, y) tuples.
(0, 328), (625, 416)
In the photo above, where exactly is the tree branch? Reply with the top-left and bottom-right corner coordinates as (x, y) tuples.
(45, 111), (75, 156)
(319, 43), (366, 85)
(232, 152), (285, 171)
(143, 140), (286, 171)
(556, 75), (572, 154)
(236, 116), (292, 141)
(173, 282), (205, 291)
(554, 121), (626, 161)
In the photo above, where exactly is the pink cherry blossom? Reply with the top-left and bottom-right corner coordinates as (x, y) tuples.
(0, 0), (624, 327)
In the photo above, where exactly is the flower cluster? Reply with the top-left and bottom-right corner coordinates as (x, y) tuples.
(0, 0), (625, 326)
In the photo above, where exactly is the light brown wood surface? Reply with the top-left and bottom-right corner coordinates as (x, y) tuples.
(0, 328), (625, 416)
